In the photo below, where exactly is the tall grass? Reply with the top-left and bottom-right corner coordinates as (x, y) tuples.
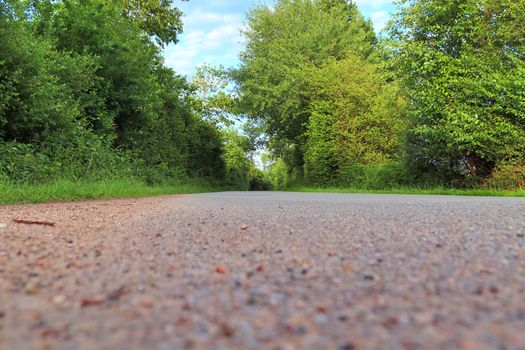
(288, 186), (525, 197)
(0, 178), (219, 205)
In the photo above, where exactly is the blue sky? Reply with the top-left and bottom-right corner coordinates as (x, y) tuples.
(163, 0), (396, 77)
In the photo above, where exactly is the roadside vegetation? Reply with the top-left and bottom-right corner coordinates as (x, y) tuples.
(230, 0), (525, 194)
(1, 0), (524, 204)
(0, 0), (266, 203)
(0, 178), (221, 205)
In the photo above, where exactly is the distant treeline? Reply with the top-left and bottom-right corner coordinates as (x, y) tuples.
(233, 0), (525, 190)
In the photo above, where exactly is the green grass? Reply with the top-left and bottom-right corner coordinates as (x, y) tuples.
(2, 179), (524, 206)
(0, 178), (220, 205)
(288, 186), (525, 197)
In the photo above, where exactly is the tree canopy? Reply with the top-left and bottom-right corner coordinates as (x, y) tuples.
(387, 0), (525, 183)
(234, 0), (407, 184)
(2, 0), (524, 191)
(0, 0), (226, 184)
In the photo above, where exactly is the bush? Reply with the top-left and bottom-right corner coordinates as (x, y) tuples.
(482, 163), (525, 191)
(249, 166), (272, 191)
(268, 158), (290, 190)
(334, 161), (444, 190)
(0, 142), (58, 182)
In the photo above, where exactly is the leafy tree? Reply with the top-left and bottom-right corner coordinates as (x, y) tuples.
(47, 0), (164, 148)
(221, 128), (252, 190)
(113, 0), (187, 47)
(0, 15), (81, 144)
(303, 56), (408, 182)
(187, 119), (225, 180)
(234, 0), (406, 184)
(235, 0), (376, 165)
(191, 64), (236, 126)
(266, 157), (290, 190)
(0, 9), (129, 182)
(0, 0), (229, 186)
(388, 0), (525, 183)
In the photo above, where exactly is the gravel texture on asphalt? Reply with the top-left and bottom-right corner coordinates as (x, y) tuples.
(1, 192), (525, 350)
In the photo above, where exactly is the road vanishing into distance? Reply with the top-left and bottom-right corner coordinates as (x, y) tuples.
(1, 192), (525, 349)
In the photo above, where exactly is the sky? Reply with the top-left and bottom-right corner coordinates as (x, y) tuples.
(162, 0), (396, 77)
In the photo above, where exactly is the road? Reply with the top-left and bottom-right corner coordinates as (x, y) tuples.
(1, 192), (525, 349)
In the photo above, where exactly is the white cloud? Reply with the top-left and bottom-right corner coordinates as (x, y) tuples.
(163, 7), (245, 76)
(370, 11), (388, 32)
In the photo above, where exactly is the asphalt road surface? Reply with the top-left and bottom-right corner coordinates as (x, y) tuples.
(1, 192), (525, 350)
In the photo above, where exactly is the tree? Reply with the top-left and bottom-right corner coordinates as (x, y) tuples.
(234, 0), (405, 183)
(221, 128), (253, 190)
(191, 64), (236, 126)
(387, 0), (525, 183)
(1, 0), (228, 185)
(113, 0), (187, 47)
(303, 55), (408, 182)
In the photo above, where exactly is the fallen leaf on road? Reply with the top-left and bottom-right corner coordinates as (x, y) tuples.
(316, 305), (327, 314)
(215, 266), (226, 274)
(240, 225), (249, 230)
(221, 323), (235, 337)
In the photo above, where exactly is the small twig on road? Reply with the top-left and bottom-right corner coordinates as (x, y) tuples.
(13, 219), (56, 227)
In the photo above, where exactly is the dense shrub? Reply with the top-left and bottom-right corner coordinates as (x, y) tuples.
(482, 163), (525, 191)
(0, 0), (228, 187)
(388, 0), (525, 185)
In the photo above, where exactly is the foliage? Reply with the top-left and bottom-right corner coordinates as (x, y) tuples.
(235, 0), (376, 157)
(0, 0), (227, 187)
(248, 165), (272, 191)
(191, 64), (237, 126)
(387, 0), (525, 184)
(266, 158), (291, 190)
(303, 56), (408, 183)
(482, 162), (525, 190)
(114, 0), (186, 47)
(3, 0), (525, 193)
(234, 0), (407, 185)
(221, 128), (253, 190)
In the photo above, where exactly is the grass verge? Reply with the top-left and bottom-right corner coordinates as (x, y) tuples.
(0, 178), (220, 205)
(288, 186), (525, 197)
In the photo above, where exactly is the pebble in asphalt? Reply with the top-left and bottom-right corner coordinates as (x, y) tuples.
(1, 192), (525, 349)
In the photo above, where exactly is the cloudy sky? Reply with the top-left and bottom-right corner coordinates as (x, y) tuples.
(163, 0), (396, 77)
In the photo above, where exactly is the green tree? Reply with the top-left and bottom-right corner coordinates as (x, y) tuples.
(1, 0), (228, 185)
(303, 56), (408, 183)
(221, 128), (253, 190)
(113, 0), (186, 47)
(234, 0), (405, 184)
(0, 8), (127, 182)
(388, 0), (525, 183)
(235, 0), (376, 165)
(191, 64), (236, 126)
